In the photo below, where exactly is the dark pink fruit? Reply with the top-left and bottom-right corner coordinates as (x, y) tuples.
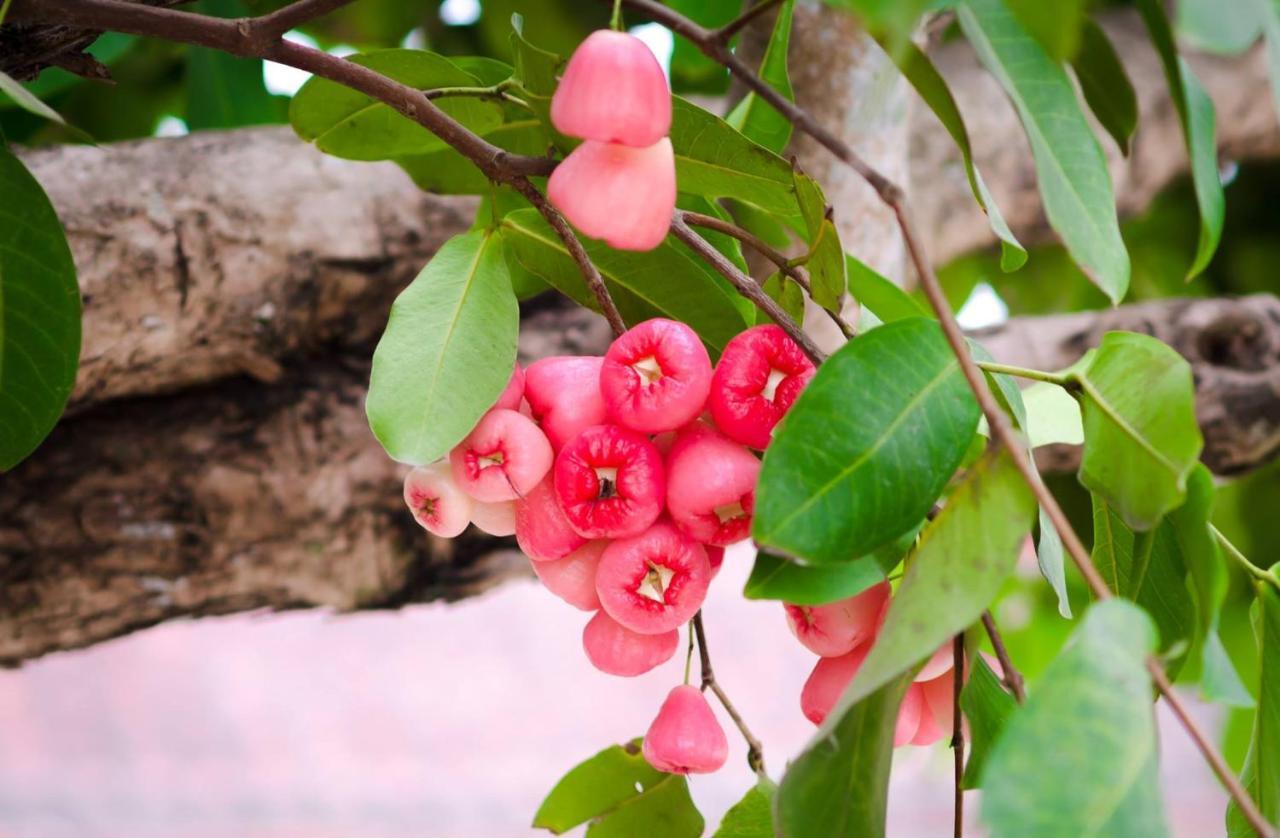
(600, 319), (712, 434)
(709, 324), (816, 449)
(554, 425), (665, 539)
(582, 610), (679, 676)
(785, 581), (889, 658)
(595, 521), (710, 634)
(515, 476), (588, 561)
(706, 545), (725, 579)
(642, 685), (728, 774)
(665, 423), (759, 546)
(531, 540), (606, 610)
(524, 356), (608, 451)
(450, 408), (553, 502)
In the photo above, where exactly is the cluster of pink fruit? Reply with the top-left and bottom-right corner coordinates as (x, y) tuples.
(404, 318), (814, 774)
(793, 585), (958, 746)
(546, 30), (676, 252)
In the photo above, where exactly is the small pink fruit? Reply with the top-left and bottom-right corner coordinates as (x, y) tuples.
(915, 644), (955, 683)
(524, 356), (609, 451)
(800, 645), (870, 725)
(547, 138), (676, 252)
(403, 462), (473, 538)
(532, 540), (606, 610)
(550, 30), (671, 147)
(492, 363), (525, 412)
(706, 545), (725, 579)
(470, 501), (516, 537)
(665, 423), (759, 545)
(450, 408), (553, 503)
(785, 581), (890, 658)
(596, 521), (710, 634)
(709, 325), (817, 449)
(895, 683), (925, 747)
(515, 476), (588, 561)
(908, 670), (956, 747)
(555, 425), (665, 539)
(582, 610), (679, 676)
(642, 685), (728, 774)
(600, 319), (713, 434)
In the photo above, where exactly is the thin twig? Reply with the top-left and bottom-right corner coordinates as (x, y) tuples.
(692, 611), (765, 775)
(713, 0), (785, 43)
(249, 0), (352, 43)
(980, 611), (1025, 703)
(669, 213), (825, 364)
(1212, 524), (1280, 589)
(952, 633), (966, 838)
(679, 210), (856, 341)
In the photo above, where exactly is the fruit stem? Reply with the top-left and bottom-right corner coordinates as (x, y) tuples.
(692, 611), (766, 775)
(610, 0), (623, 30)
(980, 611), (1025, 703)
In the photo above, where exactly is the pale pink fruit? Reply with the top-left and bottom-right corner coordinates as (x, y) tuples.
(642, 685), (728, 774)
(524, 356), (608, 451)
(550, 30), (671, 147)
(515, 476), (588, 561)
(582, 610), (679, 676)
(914, 643), (955, 683)
(470, 501), (516, 537)
(596, 521), (710, 634)
(532, 540), (606, 610)
(909, 670), (956, 747)
(800, 645), (870, 725)
(450, 408), (553, 503)
(547, 138), (676, 252)
(492, 363), (525, 412)
(403, 462), (473, 538)
(785, 581), (890, 658)
(600, 318), (713, 433)
(895, 683), (925, 747)
(709, 325), (816, 449)
(555, 424), (665, 539)
(665, 423), (759, 545)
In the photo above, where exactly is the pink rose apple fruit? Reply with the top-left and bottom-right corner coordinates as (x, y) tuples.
(582, 610), (679, 677)
(515, 476), (588, 561)
(642, 685), (728, 774)
(785, 581), (890, 658)
(709, 324), (817, 449)
(595, 521), (710, 634)
(450, 408), (553, 503)
(555, 424), (665, 539)
(531, 540), (607, 610)
(665, 422), (759, 545)
(523, 356), (608, 451)
(403, 462), (473, 538)
(550, 30), (671, 147)
(600, 318), (713, 434)
(547, 138), (676, 252)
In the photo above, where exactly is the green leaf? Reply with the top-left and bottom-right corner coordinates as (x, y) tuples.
(822, 0), (930, 55)
(670, 97), (802, 218)
(960, 656), (1018, 789)
(774, 670), (912, 838)
(958, 0), (1130, 301)
(744, 524), (917, 605)
(1037, 505), (1073, 619)
(1178, 0), (1262, 54)
(1005, 0), (1087, 61)
(714, 778), (776, 837)
(754, 318), (980, 564)
(1136, 0), (1225, 279)
(793, 173), (846, 311)
(397, 120), (549, 195)
(755, 273), (806, 328)
(0, 146), (81, 472)
(678, 193), (750, 274)
(1227, 575), (1280, 836)
(0, 70), (67, 126)
(725, 0), (795, 153)
(1022, 381), (1083, 448)
(500, 208), (750, 354)
(366, 231), (517, 465)
(666, 0), (739, 93)
(1070, 20), (1139, 156)
(290, 49), (503, 161)
(980, 600), (1167, 837)
(509, 14), (560, 96)
(186, 0), (280, 130)
(1069, 331), (1203, 531)
(534, 740), (702, 837)
(885, 40), (1025, 271)
(1090, 494), (1195, 662)
(843, 447), (1035, 706)
(846, 254), (928, 323)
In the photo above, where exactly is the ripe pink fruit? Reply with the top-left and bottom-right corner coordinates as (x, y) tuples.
(555, 425), (665, 539)
(524, 356), (608, 451)
(642, 685), (728, 774)
(450, 408), (553, 503)
(800, 647), (937, 748)
(515, 476), (588, 561)
(709, 324), (817, 449)
(706, 545), (725, 579)
(531, 540), (606, 610)
(492, 363), (525, 412)
(403, 462), (473, 538)
(665, 423), (759, 545)
(470, 500), (516, 537)
(596, 521), (710, 634)
(550, 30), (671, 147)
(547, 138), (676, 252)
(895, 682), (925, 747)
(915, 643), (955, 683)
(909, 669), (956, 747)
(785, 581), (890, 658)
(800, 644), (870, 725)
(600, 319), (713, 433)
(582, 610), (679, 676)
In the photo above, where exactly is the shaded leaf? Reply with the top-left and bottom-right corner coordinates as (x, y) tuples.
(1022, 381), (1083, 448)
(186, 0), (280, 130)
(397, 120), (549, 195)
(755, 273), (805, 328)
(714, 778), (776, 837)
(744, 524), (918, 605)
(726, 0), (795, 153)
(0, 71), (67, 126)
(960, 656), (1018, 789)
(1070, 19), (1138, 155)
(1178, 0), (1262, 54)
(822, 0), (930, 55)
(1037, 505), (1072, 619)
(846, 254), (928, 323)
(1226, 573), (1280, 836)
(1006, 0), (1087, 61)
(793, 173), (846, 311)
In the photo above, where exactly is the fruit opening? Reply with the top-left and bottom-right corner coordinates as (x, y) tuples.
(632, 356), (664, 386)
(636, 562), (675, 603)
(713, 500), (746, 523)
(478, 450), (505, 469)
(595, 466), (618, 500)
(761, 368), (787, 402)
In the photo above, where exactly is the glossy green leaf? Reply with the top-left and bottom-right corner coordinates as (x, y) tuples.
(754, 318), (980, 564)
(714, 778), (776, 837)
(756, 273), (806, 328)
(726, 0), (795, 153)
(670, 97), (801, 218)
(1136, 0), (1225, 279)
(981, 600), (1167, 837)
(960, 656), (1018, 789)
(775, 671), (912, 838)
(1069, 331), (1203, 531)
(884, 40), (1025, 270)
(1227, 575), (1280, 836)
(744, 524), (917, 605)
(794, 173), (846, 311)
(396, 120), (549, 195)
(843, 447), (1035, 705)
(500, 208), (750, 354)
(846, 254), (928, 323)
(367, 231), (517, 465)
(1022, 381), (1083, 448)
(186, 0), (280, 130)
(290, 49), (503, 161)
(0, 71), (67, 126)
(0, 146), (81, 472)
(958, 0), (1130, 302)
(585, 775), (703, 838)
(1006, 0), (1087, 60)
(1070, 20), (1138, 156)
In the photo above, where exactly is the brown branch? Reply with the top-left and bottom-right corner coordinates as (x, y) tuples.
(712, 0), (784, 44)
(692, 611), (765, 775)
(952, 633), (966, 838)
(248, 0), (352, 43)
(668, 213), (825, 364)
(981, 611), (1025, 703)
